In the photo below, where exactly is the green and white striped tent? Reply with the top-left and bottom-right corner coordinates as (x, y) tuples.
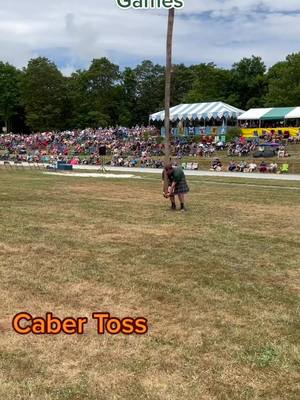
(238, 107), (300, 121)
(150, 102), (244, 122)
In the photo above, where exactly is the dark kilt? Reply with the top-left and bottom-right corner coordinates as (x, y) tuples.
(173, 178), (189, 195)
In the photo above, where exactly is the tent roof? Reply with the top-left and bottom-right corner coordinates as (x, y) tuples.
(149, 102), (244, 122)
(260, 107), (295, 121)
(238, 108), (272, 120)
(285, 107), (300, 119)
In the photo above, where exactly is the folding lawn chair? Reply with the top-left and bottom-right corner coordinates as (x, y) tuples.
(280, 164), (289, 174)
(4, 161), (12, 169)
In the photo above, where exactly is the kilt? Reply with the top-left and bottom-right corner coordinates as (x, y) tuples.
(173, 179), (190, 195)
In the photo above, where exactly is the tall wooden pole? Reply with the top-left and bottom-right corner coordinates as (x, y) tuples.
(164, 8), (175, 164)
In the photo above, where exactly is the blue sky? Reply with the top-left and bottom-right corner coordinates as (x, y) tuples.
(0, 0), (299, 74)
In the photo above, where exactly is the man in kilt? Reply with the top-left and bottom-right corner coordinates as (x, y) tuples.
(162, 163), (189, 211)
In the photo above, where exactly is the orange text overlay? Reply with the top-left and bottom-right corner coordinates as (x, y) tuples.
(12, 312), (148, 335)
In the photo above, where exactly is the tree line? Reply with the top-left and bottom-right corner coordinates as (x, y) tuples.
(1, 52), (300, 133)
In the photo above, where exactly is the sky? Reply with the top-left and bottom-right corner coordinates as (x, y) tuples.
(0, 0), (299, 75)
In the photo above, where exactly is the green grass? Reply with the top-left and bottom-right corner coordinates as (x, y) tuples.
(0, 170), (299, 399)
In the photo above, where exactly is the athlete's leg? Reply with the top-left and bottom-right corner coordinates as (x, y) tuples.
(178, 193), (186, 211)
(170, 195), (176, 210)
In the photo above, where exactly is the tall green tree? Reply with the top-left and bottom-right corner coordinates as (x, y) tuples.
(265, 53), (300, 106)
(135, 60), (165, 124)
(0, 62), (22, 132)
(21, 57), (66, 131)
(4, 52), (300, 131)
(171, 64), (194, 105)
(228, 56), (267, 109)
(118, 67), (138, 126)
(185, 63), (231, 104)
(84, 58), (121, 127)
(66, 70), (93, 129)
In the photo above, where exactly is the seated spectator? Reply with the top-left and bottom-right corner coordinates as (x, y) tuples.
(247, 162), (257, 173)
(259, 160), (268, 173)
(155, 159), (163, 168)
(70, 157), (79, 165)
(240, 146), (249, 157)
(130, 158), (138, 167)
(211, 158), (222, 172)
(277, 146), (285, 158)
(268, 162), (278, 173)
(228, 161), (237, 172)
(216, 140), (225, 151)
(236, 160), (247, 172)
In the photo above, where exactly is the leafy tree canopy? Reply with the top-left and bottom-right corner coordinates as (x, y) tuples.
(1, 52), (300, 132)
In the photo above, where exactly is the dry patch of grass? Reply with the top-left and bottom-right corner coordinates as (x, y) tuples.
(0, 170), (299, 399)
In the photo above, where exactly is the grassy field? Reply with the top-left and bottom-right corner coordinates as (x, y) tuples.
(0, 170), (299, 400)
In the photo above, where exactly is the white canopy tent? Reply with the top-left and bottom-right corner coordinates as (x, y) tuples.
(285, 107), (300, 119)
(238, 108), (272, 120)
(150, 102), (244, 122)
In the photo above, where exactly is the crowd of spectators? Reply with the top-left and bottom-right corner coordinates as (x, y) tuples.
(0, 126), (298, 171)
(227, 160), (280, 173)
(0, 126), (223, 165)
(210, 158), (287, 174)
(0, 126), (162, 165)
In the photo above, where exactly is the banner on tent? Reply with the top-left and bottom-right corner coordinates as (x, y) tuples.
(161, 126), (228, 137)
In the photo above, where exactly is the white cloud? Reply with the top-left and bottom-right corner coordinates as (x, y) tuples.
(0, 0), (299, 73)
